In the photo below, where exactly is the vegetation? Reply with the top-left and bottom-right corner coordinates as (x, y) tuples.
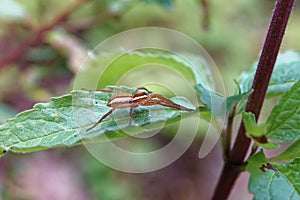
(0, 0), (299, 199)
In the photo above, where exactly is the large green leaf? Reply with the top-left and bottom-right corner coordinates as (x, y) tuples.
(267, 80), (300, 142)
(74, 51), (213, 90)
(238, 51), (300, 97)
(270, 140), (300, 162)
(0, 86), (196, 157)
(247, 151), (300, 200)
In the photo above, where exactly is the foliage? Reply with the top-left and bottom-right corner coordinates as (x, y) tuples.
(247, 151), (300, 200)
(0, 0), (300, 199)
(0, 87), (195, 156)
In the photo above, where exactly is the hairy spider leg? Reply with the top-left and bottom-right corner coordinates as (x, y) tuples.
(129, 104), (140, 125)
(87, 103), (142, 131)
(87, 107), (116, 131)
(144, 94), (194, 111)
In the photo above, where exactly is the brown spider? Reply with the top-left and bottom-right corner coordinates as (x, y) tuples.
(87, 87), (194, 131)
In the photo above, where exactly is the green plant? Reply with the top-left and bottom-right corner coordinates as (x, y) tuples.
(0, 0), (299, 199)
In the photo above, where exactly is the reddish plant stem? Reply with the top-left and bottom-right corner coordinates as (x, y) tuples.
(212, 0), (294, 199)
(0, 0), (86, 69)
(229, 0), (294, 164)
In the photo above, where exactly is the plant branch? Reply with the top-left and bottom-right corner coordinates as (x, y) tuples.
(0, 0), (86, 69)
(229, 0), (294, 164)
(224, 106), (236, 158)
(212, 0), (294, 199)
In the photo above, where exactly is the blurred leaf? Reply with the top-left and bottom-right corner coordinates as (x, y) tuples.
(108, 0), (135, 13)
(140, 0), (174, 10)
(226, 89), (252, 114)
(18, 0), (79, 26)
(81, 153), (140, 200)
(0, 66), (21, 99)
(0, 0), (26, 20)
(0, 103), (17, 124)
(270, 140), (300, 162)
(238, 51), (300, 97)
(75, 51), (213, 90)
(0, 86), (196, 156)
(46, 29), (87, 72)
(267, 80), (300, 142)
(247, 151), (300, 200)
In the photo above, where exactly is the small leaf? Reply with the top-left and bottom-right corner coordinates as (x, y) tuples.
(195, 84), (252, 117)
(270, 140), (300, 162)
(267, 80), (300, 142)
(246, 150), (269, 175)
(247, 151), (300, 200)
(238, 51), (300, 97)
(226, 89), (252, 114)
(195, 83), (225, 117)
(243, 112), (278, 149)
(243, 112), (266, 137)
(0, 86), (196, 154)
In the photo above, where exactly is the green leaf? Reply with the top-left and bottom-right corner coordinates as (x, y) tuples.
(226, 89), (252, 114)
(247, 151), (300, 200)
(243, 112), (265, 137)
(246, 150), (269, 175)
(270, 140), (300, 162)
(267, 80), (300, 142)
(195, 83), (225, 117)
(243, 112), (278, 149)
(238, 51), (300, 97)
(243, 112), (266, 137)
(195, 83), (252, 117)
(0, 86), (196, 155)
(74, 51), (213, 91)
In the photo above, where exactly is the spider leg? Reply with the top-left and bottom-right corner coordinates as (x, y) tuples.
(128, 104), (141, 125)
(157, 100), (194, 111)
(129, 106), (134, 125)
(87, 107), (116, 131)
(145, 94), (194, 111)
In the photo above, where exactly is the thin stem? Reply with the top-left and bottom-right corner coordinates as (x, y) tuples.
(212, 0), (294, 199)
(212, 163), (241, 200)
(224, 106), (236, 158)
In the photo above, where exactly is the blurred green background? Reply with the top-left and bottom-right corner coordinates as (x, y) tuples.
(0, 0), (300, 199)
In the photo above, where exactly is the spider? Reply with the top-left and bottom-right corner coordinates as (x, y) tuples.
(87, 87), (194, 131)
